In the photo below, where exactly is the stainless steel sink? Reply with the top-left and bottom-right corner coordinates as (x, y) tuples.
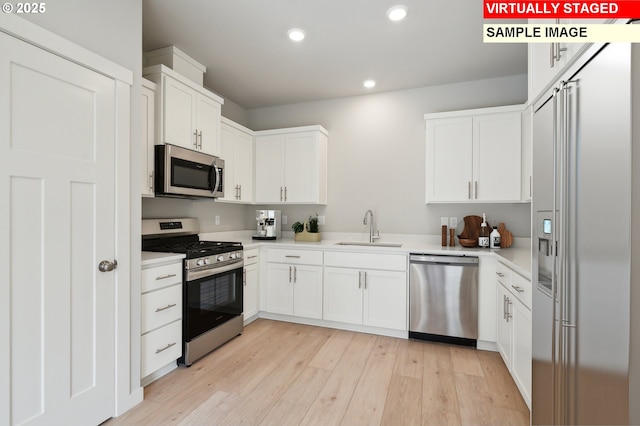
(334, 242), (403, 248)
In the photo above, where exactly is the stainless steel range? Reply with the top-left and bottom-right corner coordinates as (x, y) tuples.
(142, 218), (243, 366)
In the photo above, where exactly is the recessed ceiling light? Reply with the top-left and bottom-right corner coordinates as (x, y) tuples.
(363, 80), (376, 89)
(387, 5), (408, 21)
(287, 28), (306, 42)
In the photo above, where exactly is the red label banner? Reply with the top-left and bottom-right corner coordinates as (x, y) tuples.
(484, 1), (640, 19)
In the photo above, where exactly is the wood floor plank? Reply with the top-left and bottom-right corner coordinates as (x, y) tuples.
(421, 371), (462, 426)
(380, 374), (422, 426)
(307, 329), (355, 371)
(450, 346), (484, 377)
(423, 341), (454, 374)
(394, 339), (424, 379)
(476, 350), (529, 412)
(300, 332), (376, 426)
(340, 335), (399, 425)
(176, 390), (241, 425)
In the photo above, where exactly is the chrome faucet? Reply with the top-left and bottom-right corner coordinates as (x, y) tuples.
(363, 209), (380, 243)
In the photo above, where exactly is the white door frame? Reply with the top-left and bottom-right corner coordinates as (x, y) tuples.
(0, 13), (143, 420)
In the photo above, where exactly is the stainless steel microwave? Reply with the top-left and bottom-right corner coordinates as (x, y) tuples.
(155, 144), (224, 199)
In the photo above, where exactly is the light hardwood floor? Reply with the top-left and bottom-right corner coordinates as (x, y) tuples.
(109, 319), (530, 425)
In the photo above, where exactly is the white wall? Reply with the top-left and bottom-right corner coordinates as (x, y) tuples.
(247, 74), (531, 237)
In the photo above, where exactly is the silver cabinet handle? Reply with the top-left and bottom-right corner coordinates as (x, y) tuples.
(358, 271), (362, 289)
(198, 130), (203, 150)
(284, 186), (288, 201)
(364, 271), (368, 289)
(98, 259), (117, 272)
(285, 255), (301, 258)
(503, 294), (507, 320)
(149, 172), (154, 192)
(475, 181), (478, 199)
(280, 187), (283, 201)
(511, 285), (525, 293)
(289, 266), (292, 282)
(243, 268), (247, 286)
(506, 297), (512, 322)
(468, 181), (471, 200)
(155, 342), (176, 354)
(193, 130), (199, 149)
(155, 273), (177, 281)
(238, 184), (242, 200)
(496, 272), (505, 277)
(293, 266), (297, 283)
(155, 303), (177, 312)
(247, 255), (258, 259)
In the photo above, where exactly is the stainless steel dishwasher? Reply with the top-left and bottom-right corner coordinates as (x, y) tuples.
(409, 254), (479, 347)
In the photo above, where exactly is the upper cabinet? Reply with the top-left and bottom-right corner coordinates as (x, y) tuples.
(141, 78), (156, 197)
(144, 65), (223, 157)
(255, 126), (328, 204)
(528, 18), (612, 102)
(425, 105), (524, 203)
(219, 117), (254, 203)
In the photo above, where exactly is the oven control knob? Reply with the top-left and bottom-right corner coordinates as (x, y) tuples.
(217, 255), (225, 262)
(196, 259), (205, 266)
(229, 253), (237, 259)
(204, 258), (211, 265)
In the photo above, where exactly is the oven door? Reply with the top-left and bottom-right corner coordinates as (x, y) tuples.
(184, 262), (243, 342)
(155, 143), (223, 198)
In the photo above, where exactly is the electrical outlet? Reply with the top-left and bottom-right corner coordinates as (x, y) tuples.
(317, 215), (326, 225)
(449, 217), (458, 229)
(282, 215), (288, 225)
(215, 215), (220, 225)
(441, 217), (448, 227)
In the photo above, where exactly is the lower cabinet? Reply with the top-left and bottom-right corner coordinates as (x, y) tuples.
(140, 256), (183, 385)
(495, 261), (532, 409)
(243, 248), (259, 323)
(323, 251), (407, 331)
(265, 248), (323, 320)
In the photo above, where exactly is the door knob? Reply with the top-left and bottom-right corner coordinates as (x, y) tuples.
(98, 260), (117, 272)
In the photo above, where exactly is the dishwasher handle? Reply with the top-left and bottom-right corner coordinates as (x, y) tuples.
(409, 254), (479, 266)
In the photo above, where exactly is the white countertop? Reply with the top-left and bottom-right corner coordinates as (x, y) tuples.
(198, 231), (532, 280)
(141, 251), (186, 267)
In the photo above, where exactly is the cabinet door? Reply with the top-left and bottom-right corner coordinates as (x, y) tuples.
(235, 129), (254, 202)
(196, 94), (221, 156)
(292, 265), (323, 319)
(323, 267), (363, 324)
(266, 263), (293, 315)
(141, 83), (155, 197)
(473, 112), (521, 201)
(243, 262), (259, 320)
(255, 135), (285, 203)
(219, 123), (237, 202)
(163, 76), (196, 150)
(284, 132), (318, 203)
(512, 299), (532, 407)
(496, 283), (512, 366)
(363, 270), (407, 330)
(425, 117), (473, 202)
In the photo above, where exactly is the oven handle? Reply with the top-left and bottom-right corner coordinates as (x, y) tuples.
(186, 260), (244, 281)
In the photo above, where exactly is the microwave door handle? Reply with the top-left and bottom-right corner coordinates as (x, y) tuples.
(210, 162), (221, 194)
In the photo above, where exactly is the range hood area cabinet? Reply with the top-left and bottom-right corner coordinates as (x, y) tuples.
(254, 126), (328, 204)
(141, 78), (157, 197)
(424, 105), (524, 203)
(218, 117), (254, 203)
(143, 64), (223, 157)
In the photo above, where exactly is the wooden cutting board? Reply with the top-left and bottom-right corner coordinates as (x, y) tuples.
(498, 223), (513, 248)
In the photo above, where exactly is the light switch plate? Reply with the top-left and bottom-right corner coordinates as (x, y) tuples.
(440, 217), (448, 226)
(282, 215), (288, 225)
(215, 215), (220, 225)
(449, 217), (458, 228)
(317, 215), (326, 225)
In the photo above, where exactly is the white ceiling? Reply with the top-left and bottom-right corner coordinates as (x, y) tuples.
(143, 0), (527, 109)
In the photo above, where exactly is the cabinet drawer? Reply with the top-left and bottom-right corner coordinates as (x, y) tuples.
(324, 251), (407, 271)
(141, 320), (182, 378)
(267, 248), (323, 265)
(141, 285), (182, 334)
(244, 248), (259, 266)
(142, 262), (182, 293)
(510, 271), (532, 310)
(496, 262), (511, 286)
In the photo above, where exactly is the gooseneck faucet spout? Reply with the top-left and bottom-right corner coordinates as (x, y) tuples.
(363, 209), (380, 243)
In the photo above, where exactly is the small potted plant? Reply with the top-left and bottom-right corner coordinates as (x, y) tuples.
(292, 214), (321, 242)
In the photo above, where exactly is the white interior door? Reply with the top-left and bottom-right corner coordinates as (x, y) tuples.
(0, 31), (117, 425)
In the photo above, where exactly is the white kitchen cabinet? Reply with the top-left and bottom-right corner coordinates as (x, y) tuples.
(219, 117), (254, 203)
(425, 105), (523, 203)
(144, 64), (223, 156)
(521, 106), (532, 201)
(141, 78), (156, 197)
(140, 256), (183, 385)
(243, 248), (259, 323)
(255, 126), (328, 204)
(265, 249), (323, 319)
(477, 256), (497, 345)
(528, 18), (611, 101)
(495, 261), (532, 409)
(323, 252), (407, 331)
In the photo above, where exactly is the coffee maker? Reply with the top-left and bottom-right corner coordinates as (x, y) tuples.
(253, 210), (281, 240)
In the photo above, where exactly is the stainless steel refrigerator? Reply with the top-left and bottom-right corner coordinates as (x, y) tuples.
(532, 39), (640, 425)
